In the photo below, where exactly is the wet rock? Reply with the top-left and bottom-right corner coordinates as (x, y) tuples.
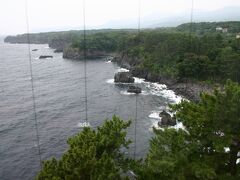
(158, 110), (176, 126)
(114, 72), (134, 83)
(39, 55), (53, 59)
(127, 85), (142, 94)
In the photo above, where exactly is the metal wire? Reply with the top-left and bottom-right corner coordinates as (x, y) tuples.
(25, 0), (42, 169)
(133, 0), (141, 160)
(83, 0), (88, 122)
(185, 0), (194, 91)
(189, 0), (194, 49)
(133, 95), (138, 159)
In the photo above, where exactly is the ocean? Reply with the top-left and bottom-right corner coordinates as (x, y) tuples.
(0, 39), (182, 179)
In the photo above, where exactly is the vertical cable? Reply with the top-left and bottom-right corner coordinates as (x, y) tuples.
(138, 0), (141, 33)
(83, 0), (88, 122)
(134, 95), (138, 158)
(189, 0), (194, 50)
(25, 0), (42, 169)
(133, 0), (141, 159)
(185, 0), (194, 92)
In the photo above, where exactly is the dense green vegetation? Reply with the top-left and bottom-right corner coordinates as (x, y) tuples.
(121, 31), (240, 83)
(71, 31), (134, 52)
(68, 21), (240, 83)
(37, 116), (134, 180)
(139, 80), (240, 179)
(177, 21), (240, 34)
(37, 81), (240, 179)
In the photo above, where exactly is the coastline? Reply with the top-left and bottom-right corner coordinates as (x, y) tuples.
(112, 53), (213, 102)
(3, 38), (212, 101)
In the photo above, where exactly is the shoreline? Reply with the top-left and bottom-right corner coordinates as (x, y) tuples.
(3, 40), (212, 101)
(112, 53), (213, 102)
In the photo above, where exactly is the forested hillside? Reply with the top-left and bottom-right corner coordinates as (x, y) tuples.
(5, 21), (240, 83)
(119, 31), (240, 83)
(177, 21), (240, 34)
(66, 21), (240, 83)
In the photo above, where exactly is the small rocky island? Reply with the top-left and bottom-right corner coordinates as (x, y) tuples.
(114, 72), (135, 83)
(39, 55), (53, 59)
(158, 110), (177, 127)
(127, 85), (142, 94)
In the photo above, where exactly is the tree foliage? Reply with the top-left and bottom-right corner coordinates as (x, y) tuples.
(37, 81), (240, 180)
(37, 116), (132, 180)
(133, 81), (240, 180)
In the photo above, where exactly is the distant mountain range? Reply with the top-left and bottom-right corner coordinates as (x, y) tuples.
(5, 6), (240, 35)
(100, 6), (240, 29)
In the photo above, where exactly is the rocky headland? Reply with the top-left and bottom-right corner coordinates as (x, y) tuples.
(112, 52), (213, 102)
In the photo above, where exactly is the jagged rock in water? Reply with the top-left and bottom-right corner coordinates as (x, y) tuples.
(32, 49), (38, 51)
(127, 85), (142, 94)
(39, 55), (53, 59)
(114, 72), (134, 83)
(158, 110), (176, 126)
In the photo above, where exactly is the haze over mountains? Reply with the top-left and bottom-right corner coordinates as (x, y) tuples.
(101, 6), (240, 29)
(0, 5), (239, 36)
(25, 6), (240, 34)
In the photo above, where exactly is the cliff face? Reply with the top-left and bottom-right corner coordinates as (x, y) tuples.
(48, 38), (70, 52)
(111, 52), (141, 69)
(63, 47), (109, 60)
(112, 52), (212, 102)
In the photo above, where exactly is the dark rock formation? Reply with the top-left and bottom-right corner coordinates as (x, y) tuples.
(114, 72), (134, 83)
(112, 52), (141, 70)
(49, 37), (71, 53)
(158, 110), (177, 127)
(127, 85), (142, 94)
(39, 55), (53, 59)
(32, 49), (38, 51)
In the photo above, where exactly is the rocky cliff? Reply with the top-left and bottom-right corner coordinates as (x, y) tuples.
(112, 52), (212, 102)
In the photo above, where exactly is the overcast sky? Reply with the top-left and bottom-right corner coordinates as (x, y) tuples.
(0, 0), (240, 35)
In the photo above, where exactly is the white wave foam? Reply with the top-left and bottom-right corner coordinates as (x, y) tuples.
(77, 122), (91, 128)
(117, 68), (129, 72)
(148, 111), (161, 119)
(160, 89), (182, 104)
(120, 91), (135, 95)
(134, 77), (145, 83)
(106, 79), (114, 84)
(34, 57), (39, 60)
(106, 60), (112, 63)
(172, 122), (184, 130)
(150, 120), (164, 131)
(145, 82), (182, 104)
(141, 90), (148, 95)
